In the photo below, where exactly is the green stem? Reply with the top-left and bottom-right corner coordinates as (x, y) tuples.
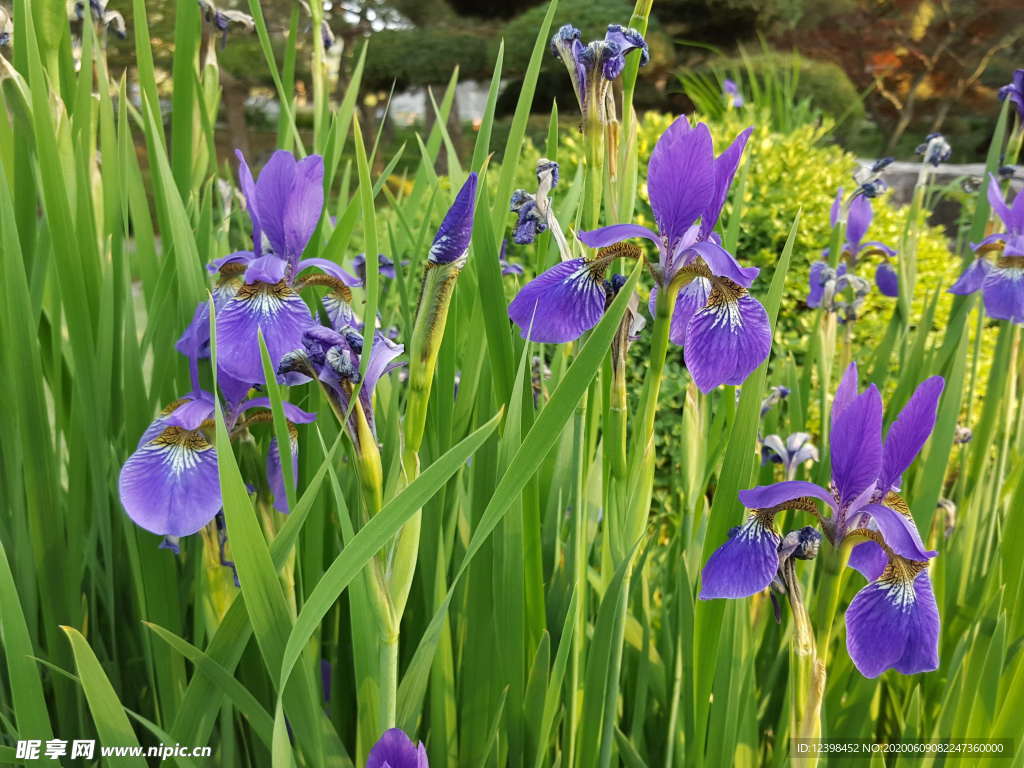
(379, 636), (399, 729)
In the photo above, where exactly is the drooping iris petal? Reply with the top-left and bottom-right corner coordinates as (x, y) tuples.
(119, 424), (221, 537)
(646, 117), (716, 252)
(577, 223), (660, 252)
(878, 375), (944, 493)
(366, 728), (429, 768)
(845, 194), (873, 253)
(845, 568), (939, 678)
(875, 262), (899, 297)
(429, 173), (478, 264)
(682, 241), (758, 288)
(684, 292), (771, 393)
(848, 540), (888, 581)
(296, 258), (362, 287)
(216, 282), (314, 384)
(700, 126), (752, 239)
(861, 240), (897, 258)
(861, 503), (936, 562)
(738, 480), (835, 511)
(507, 258), (606, 343)
(699, 514), (780, 599)
(177, 301), (212, 360)
(209, 250), (255, 274)
(981, 267), (1024, 322)
(164, 392), (217, 430)
(666, 276), (711, 346)
(237, 397), (317, 425)
(948, 257), (991, 295)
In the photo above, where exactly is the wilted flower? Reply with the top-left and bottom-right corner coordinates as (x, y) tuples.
(854, 157), (893, 198)
(367, 729), (428, 768)
(0, 7), (12, 47)
(74, 0), (126, 38)
(516, 117), (766, 392)
(509, 159), (567, 254)
(197, 0), (255, 44)
(807, 261), (872, 322)
(949, 175), (1024, 323)
(953, 424), (973, 444)
(700, 362), (944, 678)
(278, 326), (402, 448)
(722, 78), (744, 107)
(915, 133), (952, 167)
(761, 432), (818, 480)
(998, 69), (1024, 122)
(759, 384), (790, 416)
(550, 23), (649, 123)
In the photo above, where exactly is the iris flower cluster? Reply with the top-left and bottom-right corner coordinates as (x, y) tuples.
(949, 175), (1024, 324)
(119, 150), (413, 553)
(808, 186), (899, 322)
(701, 363), (944, 678)
(509, 116), (769, 393)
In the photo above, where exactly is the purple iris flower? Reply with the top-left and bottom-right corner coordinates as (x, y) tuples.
(998, 68), (1024, 122)
(700, 362), (944, 678)
(277, 325), (403, 446)
(809, 189), (899, 305)
(498, 240), (525, 276)
(550, 24), (649, 119)
(723, 78), (744, 107)
(211, 150), (361, 386)
(514, 116), (766, 392)
(118, 391), (315, 537)
(949, 175), (1024, 323)
(367, 729), (428, 768)
(353, 253), (398, 281)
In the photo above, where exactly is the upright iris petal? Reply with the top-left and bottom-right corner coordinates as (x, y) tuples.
(367, 728), (429, 768)
(118, 394), (221, 537)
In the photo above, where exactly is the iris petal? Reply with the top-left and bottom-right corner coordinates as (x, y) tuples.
(508, 258), (606, 343)
(699, 514), (780, 599)
(981, 266), (1024, 322)
(845, 569), (939, 678)
(215, 282), (314, 385)
(830, 385), (882, 505)
(683, 292), (771, 393)
(878, 376), (944, 493)
(366, 728), (429, 768)
(119, 425), (221, 537)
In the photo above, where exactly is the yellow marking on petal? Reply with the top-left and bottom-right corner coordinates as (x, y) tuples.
(884, 492), (911, 518)
(147, 426), (213, 475)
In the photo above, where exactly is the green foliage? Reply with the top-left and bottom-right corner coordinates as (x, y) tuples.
(682, 49), (865, 142)
(362, 27), (493, 89)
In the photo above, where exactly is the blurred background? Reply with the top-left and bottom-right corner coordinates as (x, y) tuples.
(98, 0), (1024, 169)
